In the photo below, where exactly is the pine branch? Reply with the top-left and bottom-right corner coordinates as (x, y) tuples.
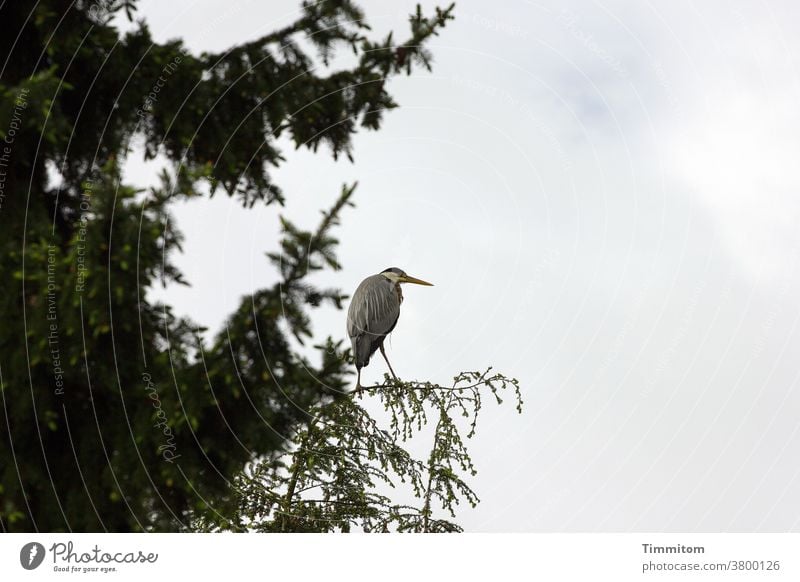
(422, 389), (454, 532)
(231, 367), (522, 532)
(280, 415), (321, 531)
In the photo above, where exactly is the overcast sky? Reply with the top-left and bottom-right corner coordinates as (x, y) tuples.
(123, 0), (800, 531)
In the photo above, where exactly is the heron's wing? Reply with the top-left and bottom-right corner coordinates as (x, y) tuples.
(347, 275), (400, 368)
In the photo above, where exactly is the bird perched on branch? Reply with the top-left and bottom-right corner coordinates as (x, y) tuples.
(346, 267), (433, 390)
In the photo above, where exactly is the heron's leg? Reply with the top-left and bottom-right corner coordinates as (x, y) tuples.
(355, 368), (362, 394)
(379, 344), (398, 380)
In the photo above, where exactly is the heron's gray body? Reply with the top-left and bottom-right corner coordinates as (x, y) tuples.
(347, 274), (403, 369)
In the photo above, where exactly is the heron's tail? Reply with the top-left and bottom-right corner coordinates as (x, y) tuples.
(353, 335), (374, 369)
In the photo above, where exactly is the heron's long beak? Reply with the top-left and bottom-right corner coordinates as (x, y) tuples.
(400, 274), (434, 286)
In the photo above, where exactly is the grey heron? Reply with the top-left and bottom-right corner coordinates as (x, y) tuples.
(346, 267), (433, 390)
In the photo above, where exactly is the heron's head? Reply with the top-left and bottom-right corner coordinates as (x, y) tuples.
(380, 267), (433, 286)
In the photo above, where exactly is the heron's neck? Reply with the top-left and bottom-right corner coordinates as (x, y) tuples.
(394, 282), (404, 304)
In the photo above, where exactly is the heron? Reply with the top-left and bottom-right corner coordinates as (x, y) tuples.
(346, 267), (433, 390)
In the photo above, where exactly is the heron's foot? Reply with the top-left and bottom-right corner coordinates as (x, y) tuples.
(351, 382), (391, 395)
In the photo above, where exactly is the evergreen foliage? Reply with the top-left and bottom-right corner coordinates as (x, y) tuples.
(203, 370), (522, 532)
(0, 0), (455, 532)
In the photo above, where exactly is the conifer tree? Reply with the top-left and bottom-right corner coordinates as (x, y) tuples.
(210, 370), (522, 532)
(0, 0), (455, 532)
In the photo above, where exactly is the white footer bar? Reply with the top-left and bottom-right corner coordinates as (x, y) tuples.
(2, 533), (797, 581)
